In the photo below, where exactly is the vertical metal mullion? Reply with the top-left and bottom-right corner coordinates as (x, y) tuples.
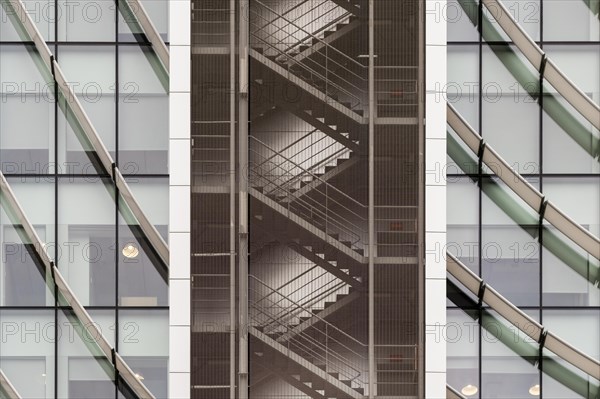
(538, 2), (544, 395)
(53, 0), (59, 395)
(368, 0), (375, 398)
(477, 1), (484, 397)
(238, 0), (250, 397)
(229, 0), (237, 397)
(114, 4), (120, 398)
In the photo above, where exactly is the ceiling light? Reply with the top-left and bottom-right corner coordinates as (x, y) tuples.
(529, 384), (540, 396)
(134, 373), (144, 381)
(461, 385), (478, 396)
(122, 243), (139, 258)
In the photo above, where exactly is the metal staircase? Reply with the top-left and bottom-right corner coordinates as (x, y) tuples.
(249, 276), (368, 398)
(247, 1), (419, 397)
(250, 0), (368, 121)
(249, 136), (368, 260)
(249, 276), (419, 398)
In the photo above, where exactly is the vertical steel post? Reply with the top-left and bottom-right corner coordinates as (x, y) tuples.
(368, 0), (376, 398)
(229, 0), (237, 398)
(238, 0), (250, 398)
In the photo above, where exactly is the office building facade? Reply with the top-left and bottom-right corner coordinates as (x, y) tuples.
(0, 0), (598, 398)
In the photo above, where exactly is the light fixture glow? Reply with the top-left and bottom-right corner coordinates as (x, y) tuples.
(529, 384), (540, 396)
(134, 373), (144, 381)
(122, 243), (139, 258)
(461, 385), (478, 396)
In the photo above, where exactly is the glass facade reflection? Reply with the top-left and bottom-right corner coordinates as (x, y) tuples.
(0, 0), (169, 396)
(447, 1), (600, 398)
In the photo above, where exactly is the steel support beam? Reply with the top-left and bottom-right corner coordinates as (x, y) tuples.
(238, 0), (250, 397)
(367, 0), (376, 397)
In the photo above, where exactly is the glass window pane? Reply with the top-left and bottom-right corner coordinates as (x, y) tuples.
(0, 0), (55, 41)
(57, 46), (116, 175)
(58, 178), (116, 307)
(1, 178), (55, 307)
(542, 94), (600, 174)
(57, 0), (115, 42)
(447, 177), (479, 272)
(544, 44), (600, 104)
(542, 309), (600, 398)
(447, 45), (480, 126)
(119, 310), (168, 398)
(118, 0), (169, 42)
(118, 177), (168, 306)
(446, 0), (479, 42)
(447, 309), (480, 398)
(118, 46), (168, 175)
(543, 0), (600, 42)
(481, 310), (540, 398)
(482, 94), (539, 174)
(0, 44), (54, 175)
(482, 0), (540, 42)
(57, 310), (116, 399)
(482, 177), (540, 306)
(0, 309), (56, 398)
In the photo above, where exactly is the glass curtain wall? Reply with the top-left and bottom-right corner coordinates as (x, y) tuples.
(446, 0), (600, 397)
(0, 0), (169, 396)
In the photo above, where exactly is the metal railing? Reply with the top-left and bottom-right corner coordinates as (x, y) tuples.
(249, 276), (419, 395)
(252, 130), (352, 193)
(249, 275), (367, 387)
(250, 136), (418, 256)
(250, 0), (367, 111)
(253, 267), (349, 328)
(252, 0), (352, 55)
(250, 136), (367, 248)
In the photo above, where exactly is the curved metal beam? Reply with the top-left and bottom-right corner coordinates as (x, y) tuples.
(448, 104), (600, 260)
(0, 370), (21, 399)
(447, 252), (600, 380)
